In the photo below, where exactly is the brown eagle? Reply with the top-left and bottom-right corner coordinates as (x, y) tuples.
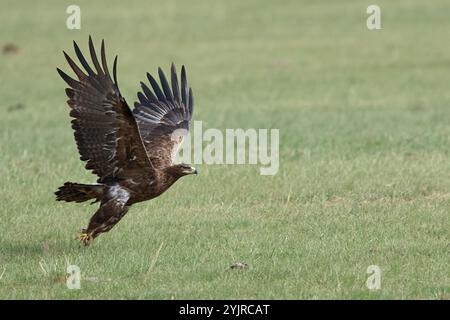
(55, 37), (197, 246)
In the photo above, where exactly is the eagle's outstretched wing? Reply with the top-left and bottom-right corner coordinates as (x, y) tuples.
(133, 64), (194, 169)
(57, 37), (152, 182)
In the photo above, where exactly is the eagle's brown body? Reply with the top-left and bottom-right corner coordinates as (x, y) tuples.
(55, 37), (196, 245)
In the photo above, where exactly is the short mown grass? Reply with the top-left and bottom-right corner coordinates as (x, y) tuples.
(0, 0), (449, 299)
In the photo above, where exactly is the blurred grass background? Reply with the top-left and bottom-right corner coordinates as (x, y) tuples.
(0, 0), (449, 299)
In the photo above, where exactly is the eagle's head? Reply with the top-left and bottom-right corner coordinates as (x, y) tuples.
(169, 163), (198, 178)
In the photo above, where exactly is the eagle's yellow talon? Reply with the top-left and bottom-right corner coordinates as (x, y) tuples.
(78, 232), (92, 246)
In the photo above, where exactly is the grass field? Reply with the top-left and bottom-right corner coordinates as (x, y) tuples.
(0, 0), (449, 299)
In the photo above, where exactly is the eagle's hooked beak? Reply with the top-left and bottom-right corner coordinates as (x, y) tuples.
(183, 166), (198, 175)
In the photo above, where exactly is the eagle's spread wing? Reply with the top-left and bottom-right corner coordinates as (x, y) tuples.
(57, 37), (152, 182)
(133, 64), (194, 169)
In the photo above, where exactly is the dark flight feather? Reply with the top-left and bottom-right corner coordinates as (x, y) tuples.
(171, 63), (180, 103)
(158, 67), (174, 102)
(146, 72), (166, 102)
(73, 40), (95, 77)
(88, 36), (103, 75)
(101, 40), (111, 79)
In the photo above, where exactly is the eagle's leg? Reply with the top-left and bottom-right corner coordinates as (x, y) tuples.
(79, 187), (130, 246)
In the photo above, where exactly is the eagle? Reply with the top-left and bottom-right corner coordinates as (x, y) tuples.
(55, 37), (197, 246)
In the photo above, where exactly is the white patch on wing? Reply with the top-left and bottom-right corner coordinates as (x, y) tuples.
(108, 184), (130, 205)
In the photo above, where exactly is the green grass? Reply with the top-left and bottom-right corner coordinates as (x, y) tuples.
(0, 0), (449, 299)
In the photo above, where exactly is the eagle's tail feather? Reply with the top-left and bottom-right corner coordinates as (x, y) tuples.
(55, 182), (104, 203)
